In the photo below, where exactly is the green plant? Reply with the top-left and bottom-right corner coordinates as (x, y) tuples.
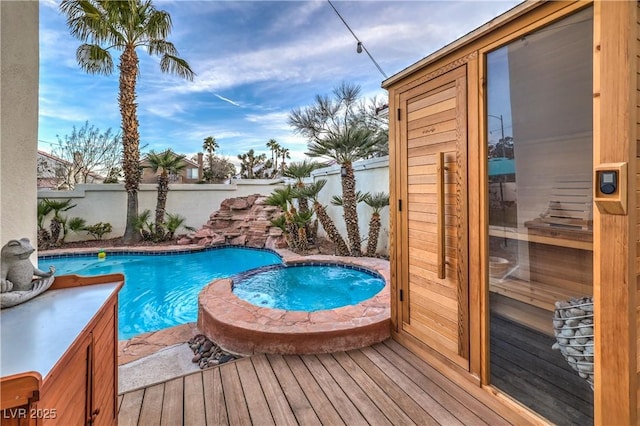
(85, 222), (113, 240)
(134, 209), (155, 241)
(60, 0), (194, 243)
(165, 212), (195, 239)
(37, 200), (54, 249)
(269, 215), (287, 231)
(60, 216), (87, 244)
(363, 192), (389, 257)
(41, 199), (77, 247)
(297, 179), (350, 256)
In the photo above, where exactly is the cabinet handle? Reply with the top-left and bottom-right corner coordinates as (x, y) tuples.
(437, 152), (446, 279)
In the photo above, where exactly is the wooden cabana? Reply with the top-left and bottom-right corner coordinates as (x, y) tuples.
(383, 1), (638, 424)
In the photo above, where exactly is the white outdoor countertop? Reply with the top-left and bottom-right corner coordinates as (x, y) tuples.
(0, 282), (120, 379)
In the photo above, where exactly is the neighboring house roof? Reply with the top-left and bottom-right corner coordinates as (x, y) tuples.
(37, 150), (105, 180)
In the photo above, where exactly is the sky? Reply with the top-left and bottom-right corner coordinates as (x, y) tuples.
(38, 0), (522, 165)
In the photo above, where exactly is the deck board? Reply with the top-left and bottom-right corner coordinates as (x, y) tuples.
(236, 357), (275, 425)
(219, 363), (252, 425)
(202, 367), (228, 425)
(118, 340), (530, 425)
(183, 372), (206, 426)
(138, 383), (164, 424)
(160, 377), (184, 426)
(251, 354), (298, 426)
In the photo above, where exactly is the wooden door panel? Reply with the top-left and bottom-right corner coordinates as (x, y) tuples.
(400, 66), (469, 369)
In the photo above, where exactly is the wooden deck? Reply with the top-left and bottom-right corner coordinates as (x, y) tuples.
(117, 339), (523, 425)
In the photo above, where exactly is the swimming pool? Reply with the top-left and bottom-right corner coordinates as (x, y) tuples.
(232, 263), (385, 311)
(42, 247), (282, 339)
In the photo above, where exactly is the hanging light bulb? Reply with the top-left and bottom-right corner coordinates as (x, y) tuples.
(356, 41), (363, 54)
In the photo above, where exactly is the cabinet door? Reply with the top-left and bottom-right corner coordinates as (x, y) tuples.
(37, 335), (91, 425)
(91, 303), (117, 426)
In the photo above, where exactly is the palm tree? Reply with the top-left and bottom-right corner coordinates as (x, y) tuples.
(279, 147), (291, 173)
(363, 192), (389, 257)
(42, 199), (77, 246)
(306, 127), (377, 256)
(60, 0), (195, 244)
(283, 160), (324, 214)
(145, 149), (186, 238)
(266, 139), (280, 175)
(202, 136), (219, 182)
(37, 200), (54, 249)
(299, 180), (350, 256)
(284, 160), (324, 243)
(289, 83), (379, 256)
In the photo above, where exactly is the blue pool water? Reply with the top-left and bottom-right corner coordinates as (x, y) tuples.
(43, 248), (282, 339)
(232, 264), (385, 311)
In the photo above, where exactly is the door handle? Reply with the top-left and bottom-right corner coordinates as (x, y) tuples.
(437, 152), (446, 279)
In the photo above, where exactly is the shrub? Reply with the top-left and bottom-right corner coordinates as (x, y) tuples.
(85, 222), (113, 240)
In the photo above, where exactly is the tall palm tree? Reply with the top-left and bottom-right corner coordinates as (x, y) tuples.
(145, 149), (186, 237)
(299, 180), (350, 256)
(279, 147), (291, 173)
(266, 139), (280, 175)
(202, 136), (219, 182)
(289, 83), (379, 257)
(60, 0), (195, 243)
(305, 127), (377, 256)
(364, 192), (389, 257)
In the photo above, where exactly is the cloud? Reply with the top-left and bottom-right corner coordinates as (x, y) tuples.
(214, 94), (241, 107)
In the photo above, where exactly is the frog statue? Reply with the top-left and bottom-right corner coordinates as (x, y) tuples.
(1, 238), (55, 309)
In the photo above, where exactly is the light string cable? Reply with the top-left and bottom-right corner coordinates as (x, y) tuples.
(326, 0), (388, 79)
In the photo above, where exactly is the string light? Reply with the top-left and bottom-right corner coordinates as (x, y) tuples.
(326, 0), (388, 79)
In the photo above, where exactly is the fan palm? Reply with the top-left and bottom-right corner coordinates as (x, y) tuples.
(202, 136), (219, 182)
(43, 199), (77, 246)
(364, 192), (389, 257)
(266, 139), (280, 174)
(60, 0), (194, 243)
(37, 200), (54, 249)
(305, 127), (378, 256)
(289, 83), (380, 256)
(145, 149), (186, 237)
(298, 180), (350, 256)
(284, 160), (324, 214)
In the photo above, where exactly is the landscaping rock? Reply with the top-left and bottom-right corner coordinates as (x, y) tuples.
(188, 334), (241, 369)
(179, 194), (287, 249)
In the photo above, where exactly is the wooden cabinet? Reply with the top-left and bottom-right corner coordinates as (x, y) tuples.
(1, 274), (123, 426)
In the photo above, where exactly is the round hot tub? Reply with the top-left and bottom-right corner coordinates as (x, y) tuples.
(197, 256), (390, 355)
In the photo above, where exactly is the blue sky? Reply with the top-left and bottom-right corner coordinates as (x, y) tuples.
(38, 0), (521, 165)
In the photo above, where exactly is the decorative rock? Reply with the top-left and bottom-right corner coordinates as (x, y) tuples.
(179, 194), (286, 249)
(188, 334), (241, 370)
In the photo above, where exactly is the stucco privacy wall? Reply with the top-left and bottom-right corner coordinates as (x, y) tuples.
(37, 157), (391, 255)
(0, 2), (39, 250)
(38, 180), (285, 242)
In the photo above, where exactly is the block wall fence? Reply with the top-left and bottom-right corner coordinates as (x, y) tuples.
(37, 156), (390, 255)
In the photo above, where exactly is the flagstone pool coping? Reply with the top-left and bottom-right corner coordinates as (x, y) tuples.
(39, 245), (390, 363)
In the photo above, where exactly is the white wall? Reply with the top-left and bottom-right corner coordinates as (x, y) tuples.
(38, 180), (285, 242)
(1, 2), (39, 252)
(37, 158), (392, 256)
(311, 156), (390, 256)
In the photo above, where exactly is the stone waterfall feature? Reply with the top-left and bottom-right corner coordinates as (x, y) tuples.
(177, 194), (288, 250)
